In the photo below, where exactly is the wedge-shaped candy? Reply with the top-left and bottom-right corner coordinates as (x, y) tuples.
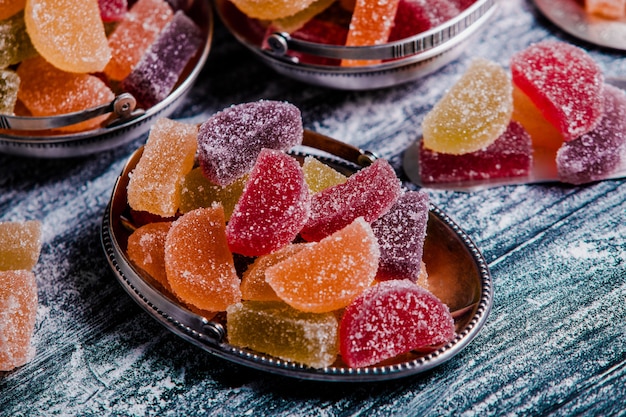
(0, 11), (37, 68)
(0, 270), (38, 371)
(226, 149), (310, 257)
(557, 84), (626, 185)
(227, 301), (339, 368)
(419, 121), (533, 184)
(98, 0), (127, 22)
(340, 280), (455, 368)
(300, 158), (401, 242)
(198, 101), (303, 186)
(25, 0), (111, 73)
(266, 217), (379, 313)
(422, 58), (513, 155)
(229, 0), (319, 19)
(122, 11), (204, 108)
(389, 0), (460, 42)
(269, 0), (336, 33)
(302, 156), (347, 193)
(371, 191), (429, 282)
(0, 69), (19, 115)
(240, 243), (308, 302)
(0, 0), (25, 20)
(179, 168), (247, 220)
(127, 221), (172, 291)
(165, 206), (241, 312)
(0, 220), (41, 271)
(126, 118), (197, 217)
(281, 18), (348, 66)
(512, 85), (564, 150)
(510, 41), (604, 142)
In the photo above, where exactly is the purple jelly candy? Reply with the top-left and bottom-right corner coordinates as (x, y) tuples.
(419, 121), (533, 184)
(197, 101), (303, 186)
(300, 159), (402, 242)
(556, 84), (626, 185)
(121, 11), (203, 108)
(371, 191), (429, 282)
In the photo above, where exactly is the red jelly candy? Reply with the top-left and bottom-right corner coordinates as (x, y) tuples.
(419, 121), (533, 184)
(226, 149), (310, 257)
(198, 101), (303, 186)
(98, 0), (127, 22)
(510, 41), (604, 141)
(371, 191), (429, 282)
(340, 280), (455, 368)
(389, 0), (460, 42)
(300, 159), (401, 242)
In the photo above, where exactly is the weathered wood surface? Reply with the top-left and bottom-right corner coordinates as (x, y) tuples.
(1, 1), (625, 415)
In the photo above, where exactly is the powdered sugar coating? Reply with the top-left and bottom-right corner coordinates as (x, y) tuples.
(556, 84), (626, 185)
(198, 101), (303, 186)
(339, 279), (455, 368)
(0, 220), (41, 271)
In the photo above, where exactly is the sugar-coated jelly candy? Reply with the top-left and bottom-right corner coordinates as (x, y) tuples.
(16, 57), (115, 132)
(0, 69), (19, 114)
(266, 217), (379, 313)
(0, 270), (38, 371)
(389, 0), (460, 42)
(98, 0), (127, 22)
(127, 221), (172, 292)
(122, 11), (203, 108)
(282, 18), (348, 66)
(422, 58), (513, 155)
(226, 149), (310, 257)
(240, 243), (308, 302)
(25, 0), (111, 73)
(556, 84), (626, 185)
(165, 206), (241, 312)
(104, 0), (174, 81)
(371, 191), (429, 282)
(585, 0), (625, 18)
(339, 280), (455, 368)
(302, 156), (347, 193)
(512, 85), (564, 150)
(0, 220), (41, 271)
(229, 0), (318, 19)
(510, 41), (604, 142)
(419, 121), (533, 184)
(127, 118), (197, 217)
(300, 158), (401, 242)
(270, 0), (336, 33)
(179, 168), (247, 221)
(342, 0), (400, 66)
(0, 11), (37, 68)
(0, 0), (25, 20)
(198, 101), (303, 186)
(227, 301), (339, 368)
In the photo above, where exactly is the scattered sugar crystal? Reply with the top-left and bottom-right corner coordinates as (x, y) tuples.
(0, 11), (37, 68)
(127, 222), (172, 292)
(0, 220), (42, 271)
(0, 69), (20, 115)
(302, 156), (347, 193)
(179, 168), (247, 220)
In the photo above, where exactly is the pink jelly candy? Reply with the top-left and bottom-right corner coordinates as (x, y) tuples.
(226, 149), (310, 257)
(340, 279), (455, 368)
(98, 0), (127, 22)
(197, 101), (303, 186)
(419, 121), (533, 184)
(389, 0), (460, 42)
(556, 84), (626, 185)
(510, 41), (604, 141)
(122, 11), (204, 108)
(300, 159), (402, 242)
(371, 191), (429, 282)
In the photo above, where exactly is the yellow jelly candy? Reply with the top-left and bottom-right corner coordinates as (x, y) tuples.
(229, 0), (319, 20)
(302, 156), (347, 194)
(179, 168), (247, 221)
(422, 58), (513, 155)
(24, 0), (111, 73)
(270, 0), (336, 33)
(126, 118), (197, 217)
(0, 220), (41, 271)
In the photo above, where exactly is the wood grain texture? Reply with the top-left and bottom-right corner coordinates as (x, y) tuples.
(1, 0), (625, 415)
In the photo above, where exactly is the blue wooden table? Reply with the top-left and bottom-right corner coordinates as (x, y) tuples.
(1, 0), (625, 415)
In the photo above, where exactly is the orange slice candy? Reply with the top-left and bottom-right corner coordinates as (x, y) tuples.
(229, 0), (320, 20)
(127, 221), (172, 292)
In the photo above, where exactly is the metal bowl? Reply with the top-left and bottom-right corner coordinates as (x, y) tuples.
(215, 0), (497, 90)
(100, 130), (493, 382)
(0, 0), (213, 158)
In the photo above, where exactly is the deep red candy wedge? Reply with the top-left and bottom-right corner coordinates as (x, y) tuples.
(300, 158), (402, 242)
(227, 149), (310, 257)
(198, 101), (303, 186)
(340, 280), (455, 368)
(389, 0), (460, 42)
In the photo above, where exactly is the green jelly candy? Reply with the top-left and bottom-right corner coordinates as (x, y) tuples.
(0, 11), (37, 68)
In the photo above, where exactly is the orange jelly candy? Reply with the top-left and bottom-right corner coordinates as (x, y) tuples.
(342, 0), (400, 66)
(0, 220), (41, 271)
(265, 217), (380, 313)
(127, 221), (172, 292)
(164, 206), (241, 312)
(104, 0), (174, 81)
(24, 0), (111, 73)
(229, 0), (319, 20)
(0, 270), (38, 371)
(16, 57), (115, 132)
(512, 85), (564, 151)
(0, 0), (25, 20)
(126, 118), (197, 217)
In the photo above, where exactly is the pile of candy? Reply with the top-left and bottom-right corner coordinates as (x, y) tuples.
(0, 0), (203, 132)
(124, 100), (456, 368)
(0, 220), (42, 371)
(230, 0), (476, 66)
(419, 40), (626, 186)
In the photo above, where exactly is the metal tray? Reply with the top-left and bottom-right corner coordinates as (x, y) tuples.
(100, 130), (493, 382)
(0, 0), (213, 158)
(215, 0), (497, 90)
